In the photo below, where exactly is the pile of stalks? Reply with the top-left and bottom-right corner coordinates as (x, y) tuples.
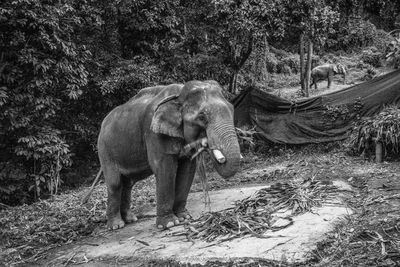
(185, 179), (337, 242)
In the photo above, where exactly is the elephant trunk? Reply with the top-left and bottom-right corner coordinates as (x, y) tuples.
(206, 122), (241, 178)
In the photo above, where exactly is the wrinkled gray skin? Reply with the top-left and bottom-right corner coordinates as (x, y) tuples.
(310, 63), (346, 89)
(98, 81), (241, 230)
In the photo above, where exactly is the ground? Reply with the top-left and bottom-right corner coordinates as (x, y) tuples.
(1, 68), (399, 266)
(1, 142), (399, 266)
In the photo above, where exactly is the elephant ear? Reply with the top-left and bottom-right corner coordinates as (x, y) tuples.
(150, 95), (183, 138)
(332, 65), (339, 73)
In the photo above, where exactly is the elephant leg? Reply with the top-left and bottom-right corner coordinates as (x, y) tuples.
(327, 76), (332, 88)
(314, 79), (318, 89)
(120, 175), (137, 224)
(153, 155), (180, 229)
(104, 165), (125, 230)
(173, 158), (196, 222)
(120, 170), (152, 224)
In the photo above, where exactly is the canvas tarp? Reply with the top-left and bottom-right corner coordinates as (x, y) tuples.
(232, 69), (400, 144)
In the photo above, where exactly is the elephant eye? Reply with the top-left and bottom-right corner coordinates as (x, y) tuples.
(197, 113), (207, 123)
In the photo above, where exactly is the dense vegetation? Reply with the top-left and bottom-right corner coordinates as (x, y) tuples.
(1, 0), (400, 205)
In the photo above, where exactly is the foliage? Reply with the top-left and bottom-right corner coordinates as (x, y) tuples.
(181, 0), (289, 93)
(236, 126), (257, 152)
(326, 17), (395, 52)
(323, 97), (363, 124)
(386, 40), (400, 69)
(361, 50), (384, 68)
(0, 0), (95, 203)
(334, 20), (379, 51)
(99, 56), (162, 106)
(352, 105), (400, 157)
(289, 0), (339, 46)
(15, 128), (72, 198)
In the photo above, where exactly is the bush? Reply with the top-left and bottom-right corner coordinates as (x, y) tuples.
(162, 53), (230, 85)
(0, 0), (93, 204)
(265, 53), (279, 73)
(351, 105), (400, 158)
(327, 19), (388, 52)
(280, 54), (300, 74)
(386, 41), (400, 69)
(361, 51), (384, 68)
(99, 56), (162, 106)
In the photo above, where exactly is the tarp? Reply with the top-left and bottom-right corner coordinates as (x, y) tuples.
(232, 69), (400, 144)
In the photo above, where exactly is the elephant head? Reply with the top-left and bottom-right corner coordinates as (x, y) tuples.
(333, 64), (346, 83)
(333, 64), (346, 75)
(150, 81), (240, 178)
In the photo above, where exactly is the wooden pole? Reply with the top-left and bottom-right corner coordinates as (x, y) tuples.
(299, 34), (305, 94)
(375, 142), (383, 163)
(304, 39), (313, 97)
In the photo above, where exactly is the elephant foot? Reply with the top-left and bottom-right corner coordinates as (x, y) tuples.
(175, 209), (191, 222)
(107, 216), (125, 230)
(156, 214), (180, 230)
(122, 210), (138, 224)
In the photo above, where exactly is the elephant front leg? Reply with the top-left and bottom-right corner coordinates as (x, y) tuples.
(174, 158), (196, 222)
(327, 75), (333, 88)
(154, 155), (180, 229)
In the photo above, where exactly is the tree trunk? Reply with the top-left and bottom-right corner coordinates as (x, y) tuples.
(304, 39), (313, 98)
(233, 72), (238, 94)
(299, 34), (305, 94)
(227, 32), (254, 94)
(262, 36), (269, 82)
(229, 74), (235, 93)
(229, 72), (239, 94)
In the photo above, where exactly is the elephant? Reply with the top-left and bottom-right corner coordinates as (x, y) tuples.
(310, 63), (346, 89)
(97, 80), (241, 230)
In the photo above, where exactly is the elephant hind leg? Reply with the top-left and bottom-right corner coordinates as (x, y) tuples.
(103, 164), (125, 230)
(120, 174), (137, 224)
(120, 170), (152, 224)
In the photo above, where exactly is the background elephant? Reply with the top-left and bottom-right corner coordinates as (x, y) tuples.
(310, 63), (347, 89)
(97, 81), (241, 230)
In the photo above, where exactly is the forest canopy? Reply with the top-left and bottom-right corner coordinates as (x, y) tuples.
(1, 0), (400, 205)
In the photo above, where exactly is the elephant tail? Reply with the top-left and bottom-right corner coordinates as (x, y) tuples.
(81, 169), (103, 204)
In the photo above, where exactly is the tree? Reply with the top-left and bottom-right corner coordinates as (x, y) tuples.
(288, 1), (339, 96)
(178, 0), (288, 94)
(0, 0), (96, 202)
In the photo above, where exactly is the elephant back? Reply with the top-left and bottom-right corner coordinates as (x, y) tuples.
(132, 84), (183, 102)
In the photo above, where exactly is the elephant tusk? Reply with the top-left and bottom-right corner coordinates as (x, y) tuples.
(240, 154), (244, 159)
(212, 149), (226, 164)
